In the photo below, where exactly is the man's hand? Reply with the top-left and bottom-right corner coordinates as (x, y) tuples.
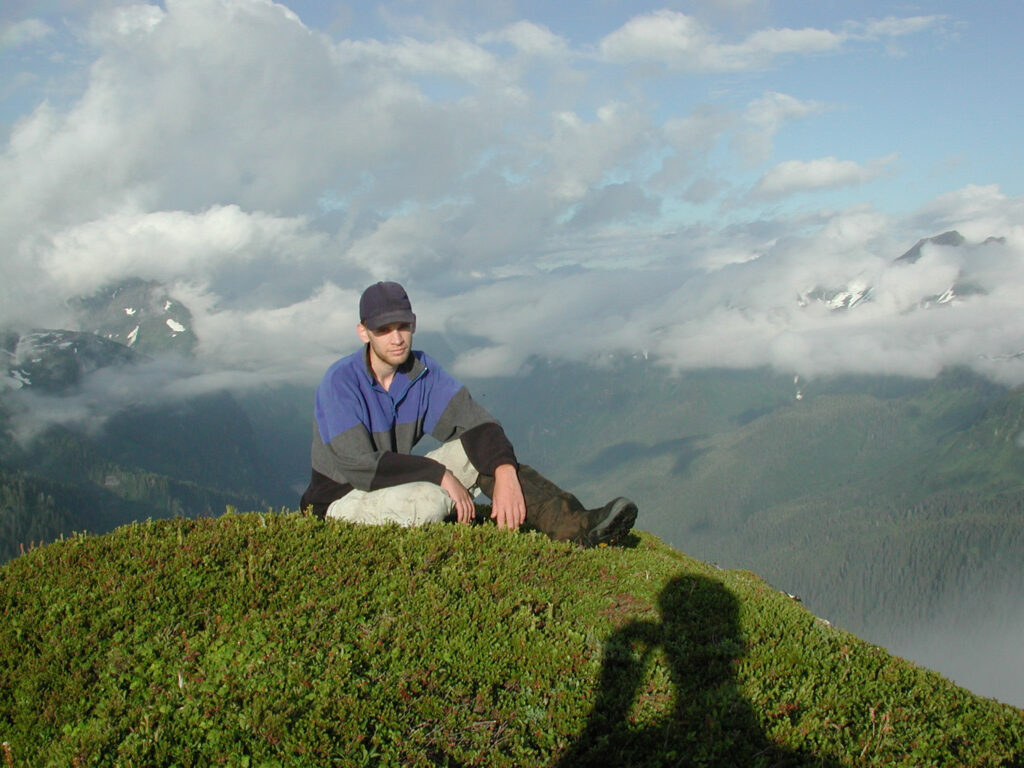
(490, 464), (526, 530)
(441, 470), (476, 524)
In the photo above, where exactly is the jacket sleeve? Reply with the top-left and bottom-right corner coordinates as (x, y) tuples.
(312, 420), (445, 491)
(460, 421), (518, 476)
(429, 384), (518, 475)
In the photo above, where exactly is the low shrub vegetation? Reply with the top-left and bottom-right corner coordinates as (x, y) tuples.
(1, 511), (1022, 766)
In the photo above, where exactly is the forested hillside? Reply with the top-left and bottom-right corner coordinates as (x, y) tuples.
(0, 392), (290, 563)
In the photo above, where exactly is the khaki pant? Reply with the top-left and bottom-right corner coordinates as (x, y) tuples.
(325, 440), (480, 527)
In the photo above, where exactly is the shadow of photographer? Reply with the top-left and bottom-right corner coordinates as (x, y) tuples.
(558, 574), (838, 767)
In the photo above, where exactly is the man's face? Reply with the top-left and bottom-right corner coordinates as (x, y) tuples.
(358, 321), (413, 368)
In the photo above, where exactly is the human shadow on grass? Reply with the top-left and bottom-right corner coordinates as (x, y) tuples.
(557, 575), (839, 767)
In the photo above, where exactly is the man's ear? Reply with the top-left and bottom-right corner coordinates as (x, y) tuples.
(356, 323), (370, 343)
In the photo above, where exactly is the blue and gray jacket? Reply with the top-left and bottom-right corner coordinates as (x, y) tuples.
(299, 347), (517, 517)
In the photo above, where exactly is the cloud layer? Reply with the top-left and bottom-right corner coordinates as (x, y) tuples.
(1, 0), (1022, 403)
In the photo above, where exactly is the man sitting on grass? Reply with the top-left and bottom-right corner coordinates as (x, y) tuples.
(300, 281), (637, 547)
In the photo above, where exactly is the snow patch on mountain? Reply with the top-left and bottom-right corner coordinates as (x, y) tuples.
(2, 330), (143, 393)
(798, 283), (872, 311)
(70, 278), (196, 356)
(796, 231), (999, 316)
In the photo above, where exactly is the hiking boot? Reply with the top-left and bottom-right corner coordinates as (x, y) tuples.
(576, 497), (638, 548)
(478, 466), (637, 547)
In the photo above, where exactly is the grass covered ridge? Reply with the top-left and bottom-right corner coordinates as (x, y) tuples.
(1, 512), (1022, 766)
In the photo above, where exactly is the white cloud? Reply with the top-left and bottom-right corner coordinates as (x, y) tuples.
(0, 18), (54, 49)
(424, 194), (1024, 389)
(451, 344), (525, 378)
(682, 176), (726, 205)
(87, 3), (165, 43)
(1, 0), (1022, 403)
(334, 35), (500, 82)
(744, 91), (830, 132)
(38, 205), (329, 297)
(647, 105), (734, 194)
(343, 207), (452, 280)
(701, 0), (765, 11)
(478, 20), (568, 58)
(183, 281), (361, 379)
(640, 229), (1024, 383)
(752, 155), (896, 198)
(663, 103), (734, 152)
(739, 26), (841, 57)
(597, 9), (945, 72)
(854, 15), (946, 39)
(0, 0), (518, 244)
(599, 11), (709, 66)
(909, 185), (1024, 243)
(598, 10), (843, 71)
(536, 103), (658, 202)
(735, 91), (832, 163)
(567, 182), (660, 228)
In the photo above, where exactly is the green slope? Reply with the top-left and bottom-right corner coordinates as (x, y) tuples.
(1, 513), (1021, 766)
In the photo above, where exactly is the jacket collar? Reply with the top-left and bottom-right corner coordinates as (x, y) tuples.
(360, 345), (426, 390)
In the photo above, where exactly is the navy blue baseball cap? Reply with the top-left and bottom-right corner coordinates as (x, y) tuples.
(359, 281), (416, 330)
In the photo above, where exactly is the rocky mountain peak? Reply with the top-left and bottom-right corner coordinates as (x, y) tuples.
(896, 230), (966, 264)
(70, 278), (197, 356)
(2, 329), (143, 394)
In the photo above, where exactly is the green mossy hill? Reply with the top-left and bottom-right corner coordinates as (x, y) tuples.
(1, 513), (1022, 767)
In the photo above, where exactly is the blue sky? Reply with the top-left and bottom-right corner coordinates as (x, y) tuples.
(2, 0), (1024, 387)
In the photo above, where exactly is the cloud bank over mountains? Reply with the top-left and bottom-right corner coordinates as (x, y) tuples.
(2, 0), (1023, 397)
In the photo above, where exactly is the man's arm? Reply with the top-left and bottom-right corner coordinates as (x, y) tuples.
(441, 470), (476, 524)
(489, 463), (526, 530)
(421, 358), (522, 526)
(313, 419), (445, 490)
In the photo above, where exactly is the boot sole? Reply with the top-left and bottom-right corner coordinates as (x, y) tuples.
(586, 498), (638, 547)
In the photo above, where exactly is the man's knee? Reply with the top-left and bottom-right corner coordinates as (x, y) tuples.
(426, 439), (478, 490)
(326, 483), (454, 527)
